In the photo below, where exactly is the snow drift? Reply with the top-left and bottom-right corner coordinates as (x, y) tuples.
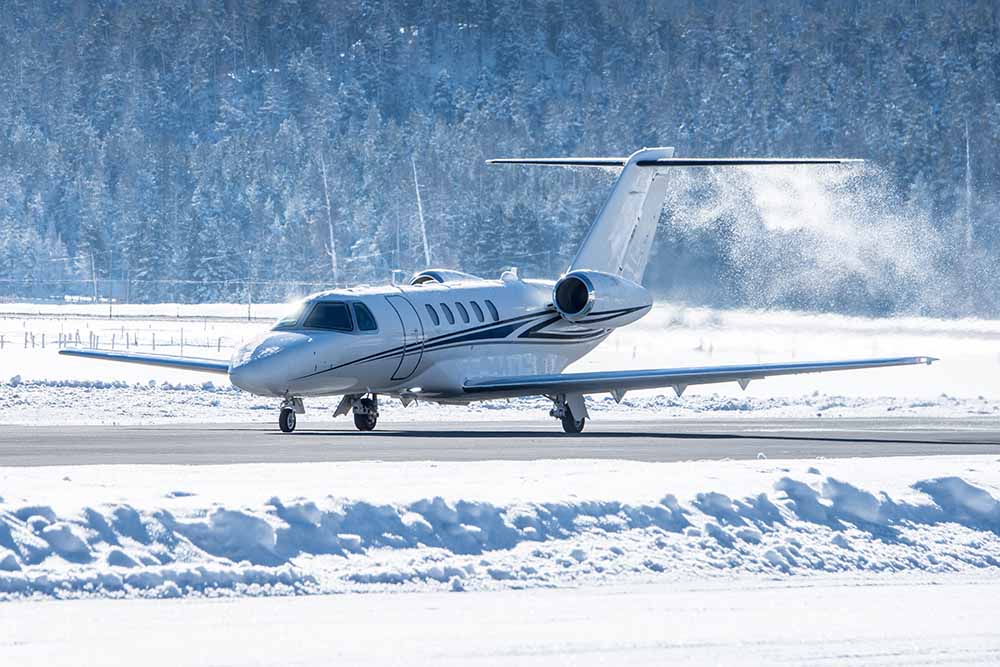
(1, 458), (999, 600)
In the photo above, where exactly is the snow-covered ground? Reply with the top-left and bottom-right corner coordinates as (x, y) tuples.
(1, 301), (999, 424)
(5, 574), (1000, 665)
(2, 456), (999, 600)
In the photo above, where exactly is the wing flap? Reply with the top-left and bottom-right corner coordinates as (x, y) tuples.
(463, 356), (936, 399)
(59, 349), (230, 375)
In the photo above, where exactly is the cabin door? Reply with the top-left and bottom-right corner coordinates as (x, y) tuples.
(385, 295), (425, 381)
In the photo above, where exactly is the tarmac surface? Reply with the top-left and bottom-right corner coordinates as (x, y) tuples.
(2, 418), (999, 466)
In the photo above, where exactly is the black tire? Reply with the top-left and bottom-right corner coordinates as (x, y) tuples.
(560, 410), (585, 433)
(354, 398), (378, 431)
(279, 407), (297, 433)
(354, 412), (377, 431)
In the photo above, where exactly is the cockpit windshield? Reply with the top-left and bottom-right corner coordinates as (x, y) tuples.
(272, 300), (308, 329)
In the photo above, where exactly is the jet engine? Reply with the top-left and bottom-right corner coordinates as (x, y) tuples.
(552, 270), (652, 328)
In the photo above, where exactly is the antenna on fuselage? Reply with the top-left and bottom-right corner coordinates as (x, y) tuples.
(411, 156), (431, 267)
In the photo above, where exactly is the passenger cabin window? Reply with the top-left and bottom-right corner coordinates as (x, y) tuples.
(303, 302), (353, 331)
(455, 302), (470, 324)
(425, 304), (440, 326)
(485, 299), (500, 322)
(470, 301), (485, 323)
(273, 301), (306, 329)
(353, 303), (378, 331)
(440, 303), (455, 325)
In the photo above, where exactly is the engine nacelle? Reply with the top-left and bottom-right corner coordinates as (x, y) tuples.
(552, 270), (652, 328)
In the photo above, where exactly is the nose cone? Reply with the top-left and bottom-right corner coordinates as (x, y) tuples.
(229, 332), (311, 396)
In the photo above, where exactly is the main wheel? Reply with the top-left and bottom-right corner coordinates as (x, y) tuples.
(279, 407), (297, 433)
(560, 410), (585, 433)
(353, 398), (378, 431)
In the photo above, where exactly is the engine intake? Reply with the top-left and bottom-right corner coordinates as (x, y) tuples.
(552, 270), (652, 327)
(554, 273), (594, 319)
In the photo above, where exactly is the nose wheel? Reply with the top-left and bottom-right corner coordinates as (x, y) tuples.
(278, 397), (304, 433)
(279, 407), (297, 432)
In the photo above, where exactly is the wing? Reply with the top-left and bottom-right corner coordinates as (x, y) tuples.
(462, 356), (936, 400)
(59, 349), (230, 375)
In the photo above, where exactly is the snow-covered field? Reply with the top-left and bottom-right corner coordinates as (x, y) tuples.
(1, 301), (999, 424)
(6, 575), (1000, 665)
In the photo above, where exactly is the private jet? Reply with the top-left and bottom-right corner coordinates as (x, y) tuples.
(61, 147), (936, 432)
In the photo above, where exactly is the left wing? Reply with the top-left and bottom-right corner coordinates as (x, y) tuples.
(462, 356), (936, 400)
(59, 348), (230, 375)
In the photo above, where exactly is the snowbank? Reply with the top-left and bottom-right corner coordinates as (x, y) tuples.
(1, 457), (998, 600)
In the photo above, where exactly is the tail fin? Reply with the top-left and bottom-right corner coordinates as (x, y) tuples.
(488, 148), (861, 284)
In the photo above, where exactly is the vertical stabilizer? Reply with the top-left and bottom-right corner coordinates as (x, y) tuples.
(487, 148), (860, 286)
(569, 147), (674, 284)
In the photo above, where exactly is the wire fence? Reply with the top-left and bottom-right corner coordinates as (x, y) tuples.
(0, 249), (563, 304)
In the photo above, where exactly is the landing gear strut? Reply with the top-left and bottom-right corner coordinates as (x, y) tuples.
(278, 397), (304, 433)
(549, 393), (587, 434)
(352, 394), (379, 431)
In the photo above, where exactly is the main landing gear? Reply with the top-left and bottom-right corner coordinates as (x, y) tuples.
(353, 396), (379, 431)
(549, 393), (588, 434)
(332, 393), (380, 431)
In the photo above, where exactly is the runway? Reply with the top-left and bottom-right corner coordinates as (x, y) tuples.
(2, 418), (999, 466)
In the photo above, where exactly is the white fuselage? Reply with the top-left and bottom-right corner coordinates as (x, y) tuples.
(228, 276), (636, 403)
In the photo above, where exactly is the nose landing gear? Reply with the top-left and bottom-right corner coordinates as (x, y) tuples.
(278, 397), (305, 433)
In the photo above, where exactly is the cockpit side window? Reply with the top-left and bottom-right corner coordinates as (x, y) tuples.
(353, 303), (378, 331)
(273, 301), (306, 329)
(302, 301), (354, 331)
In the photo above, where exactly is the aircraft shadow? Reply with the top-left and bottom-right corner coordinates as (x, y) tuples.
(279, 429), (1000, 447)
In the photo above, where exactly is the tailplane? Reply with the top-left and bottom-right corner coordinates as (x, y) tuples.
(488, 148), (861, 284)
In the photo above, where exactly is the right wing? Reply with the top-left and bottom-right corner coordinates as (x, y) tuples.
(59, 349), (230, 375)
(462, 356), (936, 400)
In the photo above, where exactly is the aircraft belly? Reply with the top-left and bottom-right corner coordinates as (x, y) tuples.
(407, 337), (605, 398)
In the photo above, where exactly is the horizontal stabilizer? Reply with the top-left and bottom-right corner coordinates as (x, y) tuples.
(463, 356), (935, 399)
(634, 157), (863, 167)
(59, 348), (230, 375)
(487, 156), (862, 168)
(486, 157), (627, 167)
